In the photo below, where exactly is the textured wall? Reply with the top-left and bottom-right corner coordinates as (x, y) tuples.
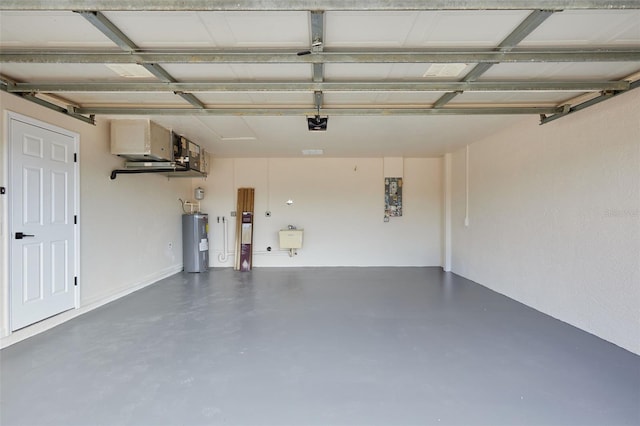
(450, 90), (640, 354)
(201, 157), (442, 267)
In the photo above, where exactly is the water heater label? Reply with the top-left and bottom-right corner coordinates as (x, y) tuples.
(199, 239), (209, 252)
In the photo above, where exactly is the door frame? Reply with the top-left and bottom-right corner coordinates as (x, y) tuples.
(5, 111), (80, 333)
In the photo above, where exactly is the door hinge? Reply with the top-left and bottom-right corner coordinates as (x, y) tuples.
(74, 153), (78, 163)
(0, 187), (5, 195)
(74, 277), (78, 286)
(74, 215), (77, 224)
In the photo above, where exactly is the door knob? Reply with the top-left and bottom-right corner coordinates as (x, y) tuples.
(15, 232), (35, 239)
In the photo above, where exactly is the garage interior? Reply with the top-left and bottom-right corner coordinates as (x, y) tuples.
(1, 1), (639, 425)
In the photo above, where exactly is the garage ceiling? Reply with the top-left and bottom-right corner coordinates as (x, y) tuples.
(1, 1), (639, 158)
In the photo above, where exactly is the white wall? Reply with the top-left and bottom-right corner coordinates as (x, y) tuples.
(200, 157), (442, 267)
(450, 90), (640, 354)
(1, 92), (192, 343)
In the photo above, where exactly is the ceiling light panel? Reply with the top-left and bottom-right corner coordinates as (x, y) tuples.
(106, 64), (155, 78)
(423, 63), (468, 78)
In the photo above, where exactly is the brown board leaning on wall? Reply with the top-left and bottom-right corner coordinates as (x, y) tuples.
(234, 188), (255, 271)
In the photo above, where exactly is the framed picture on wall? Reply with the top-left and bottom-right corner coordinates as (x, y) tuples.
(385, 177), (403, 217)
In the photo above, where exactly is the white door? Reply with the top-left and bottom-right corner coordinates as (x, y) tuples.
(9, 115), (78, 331)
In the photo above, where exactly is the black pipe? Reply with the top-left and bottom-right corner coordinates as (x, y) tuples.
(110, 168), (178, 180)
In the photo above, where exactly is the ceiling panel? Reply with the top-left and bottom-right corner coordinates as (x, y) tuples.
(325, 92), (445, 106)
(404, 10), (531, 47)
(450, 91), (582, 105)
(212, 12), (309, 47)
(188, 92), (255, 106)
(324, 92), (385, 105)
(63, 92), (189, 106)
(480, 62), (640, 81)
(0, 11), (115, 48)
(385, 63), (477, 80)
(325, 64), (395, 80)
(520, 10), (640, 47)
(247, 92), (312, 106)
(325, 11), (419, 48)
(194, 92), (312, 106)
(325, 63), (478, 81)
(227, 64), (312, 81)
(103, 12), (218, 48)
(194, 116), (257, 141)
(161, 63), (312, 81)
(0, 63), (157, 82)
(104, 11), (309, 49)
(159, 64), (240, 81)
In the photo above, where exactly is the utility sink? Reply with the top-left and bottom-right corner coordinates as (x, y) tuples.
(279, 229), (303, 249)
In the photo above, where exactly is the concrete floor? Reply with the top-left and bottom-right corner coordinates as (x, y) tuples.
(1, 267), (639, 426)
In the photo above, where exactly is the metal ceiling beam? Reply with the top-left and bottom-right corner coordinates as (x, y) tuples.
(434, 9), (555, 107)
(75, 106), (560, 116)
(76, 11), (136, 51)
(310, 11), (325, 111)
(540, 79), (640, 124)
(139, 63), (206, 108)
(2, 1), (640, 10)
(5, 80), (630, 93)
(77, 10), (206, 109)
(3, 49), (639, 64)
(19, 93), (95, 124)
(311, 11), (324, 82)
(0, 83), (95, 124)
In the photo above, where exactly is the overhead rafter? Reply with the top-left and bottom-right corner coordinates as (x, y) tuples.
(3, 80), (630, 93)
(310, 11), (325, 111)
(1, 2), (638, 125)
(310, 11), (325, 82)
(2, 49), (639, 64)
(76, 10), (206, 109)
(1, 0), (640, 10)
(540, 79), (640, 124)
(74, 106), (561, 116)
(434, 9), (555, 108)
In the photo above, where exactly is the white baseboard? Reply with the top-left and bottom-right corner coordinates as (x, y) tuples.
(0, 264), (183, 349)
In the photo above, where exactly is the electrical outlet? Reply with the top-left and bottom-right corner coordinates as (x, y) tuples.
(265, 211), (271, 217)
(230, 211), (236, 217)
